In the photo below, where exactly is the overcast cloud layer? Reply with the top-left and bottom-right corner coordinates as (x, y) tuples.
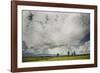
(22, 10), (90, 56)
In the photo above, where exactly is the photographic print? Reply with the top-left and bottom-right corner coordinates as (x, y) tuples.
(11, 1), (97, 72)
(22, 11), (90, 62)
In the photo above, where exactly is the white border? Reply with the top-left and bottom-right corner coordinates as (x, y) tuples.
(17, 5), (94, 68)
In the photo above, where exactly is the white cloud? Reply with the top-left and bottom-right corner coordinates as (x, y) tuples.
(22, 10), (90, 56)
(23, 41), (90, 56)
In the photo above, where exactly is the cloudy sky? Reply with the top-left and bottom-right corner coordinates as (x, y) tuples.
(22, 10), (90, 56)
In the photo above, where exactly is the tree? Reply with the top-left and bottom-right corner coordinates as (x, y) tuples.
(72, 51), (76, 56)
(68, 51), (70, 56)
(57, 53), (60, 57)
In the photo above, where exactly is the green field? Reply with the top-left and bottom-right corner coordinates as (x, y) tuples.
(22, 54), (90, 62)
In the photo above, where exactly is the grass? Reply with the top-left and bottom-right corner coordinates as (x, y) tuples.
(22, 54), (90, 62)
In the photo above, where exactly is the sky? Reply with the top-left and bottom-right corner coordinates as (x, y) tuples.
(22, 10), (90, 56)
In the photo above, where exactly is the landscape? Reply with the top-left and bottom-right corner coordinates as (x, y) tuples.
(22, 10), (90, 62)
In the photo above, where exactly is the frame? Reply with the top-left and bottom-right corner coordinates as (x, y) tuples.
(11, 1), (97, 72)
